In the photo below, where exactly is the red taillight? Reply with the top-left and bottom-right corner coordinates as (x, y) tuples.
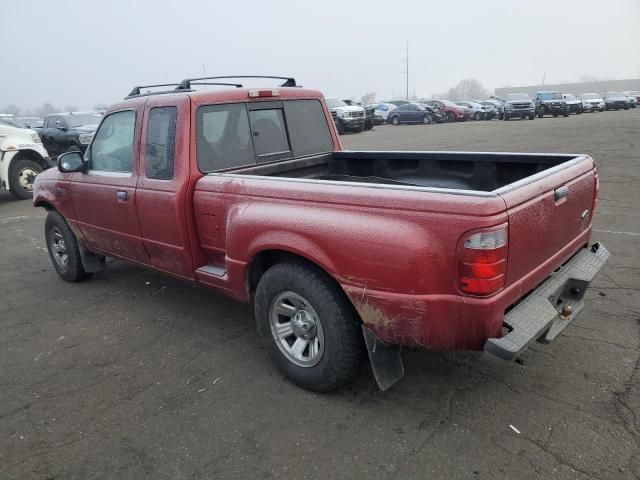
(458, 224), (508, 296)
(248, 89), (280, 98)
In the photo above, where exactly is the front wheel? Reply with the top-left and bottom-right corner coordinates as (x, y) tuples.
(9, 158), (43, 200)
(390, 116), (400, 125)
(45, 211), (88, 282)
(254, 262), (365, 392)
(446, 112), (455, 122)
(422, 114), (432, 124)
(474, 112), (482, 121)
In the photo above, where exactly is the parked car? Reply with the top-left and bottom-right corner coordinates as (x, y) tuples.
(621, 91), (638, 108)
(342, 100), (376, 130)
(369, 103), (397, 124)
(35, 111), (102, 160)
(424, 100), (467, 122)
(478, 99), (503, 118)
(0, 117), (52, 199)
(501, 93), (536, 120)
(455, 101), (492, 120)
(324, 97), (365, 133)
(603, 92), (630, 110)
(622, 91), (640, 104)
(534, 91), (569, 118)
(561, 94), (583, 114)
(388, 103), (433, 125)
(420, 103), (446, 123)
(580, 93), (605, 112)
(35, 75), (609, 392)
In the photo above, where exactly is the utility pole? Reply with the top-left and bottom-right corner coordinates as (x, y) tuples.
(542, 72), (546, 86)
(404, 41), (409, 100)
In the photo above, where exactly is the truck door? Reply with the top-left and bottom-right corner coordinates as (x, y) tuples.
(135, 96), (194, 279)
(71, 108), (150, 264)
(41, 115), (62, 157)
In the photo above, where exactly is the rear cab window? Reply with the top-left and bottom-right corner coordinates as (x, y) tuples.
(196, 99), (333, 173)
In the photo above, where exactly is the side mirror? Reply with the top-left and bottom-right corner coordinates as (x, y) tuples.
(55, 120), (68, 131)
(57, 151), (86, 173)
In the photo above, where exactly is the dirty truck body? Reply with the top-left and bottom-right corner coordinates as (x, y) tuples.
(34, 77), (608, 391)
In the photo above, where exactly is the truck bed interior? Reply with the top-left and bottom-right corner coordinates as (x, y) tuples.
(228, 151), (579, 192)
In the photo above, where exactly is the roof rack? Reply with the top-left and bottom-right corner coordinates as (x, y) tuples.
(127, 83), (181, 98)
(176, 75), (297, 90)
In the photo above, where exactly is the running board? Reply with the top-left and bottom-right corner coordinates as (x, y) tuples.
(195, 265), (226, 277)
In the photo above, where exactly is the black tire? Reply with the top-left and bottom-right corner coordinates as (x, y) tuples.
(474, 112), (482, 121)
(336, 121), (344, 135)
(9, 157), (43, 200)
(537, 109), (544, 118)
(446, 112), (455, 122)
(553, 114), (558, 117)
(563, 110), (569, 117)
(624, 106), (629, 110)
(45, 211), (88, 282)
(390, 116), (400, 125)
(254, 262), (365, 392)
(529, 114), (535, 120)
(503, 113), (509, 121)
(422, 114), (432, 124)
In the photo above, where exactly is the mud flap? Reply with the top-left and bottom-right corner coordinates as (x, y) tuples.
(362, 326), (404, 391)
(79, 243), (106, 273)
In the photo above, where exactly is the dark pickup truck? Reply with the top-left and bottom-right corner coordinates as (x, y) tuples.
(535, 91), (569, 118)
(35, 111), (103, 160)
(34, 75), (608, 392)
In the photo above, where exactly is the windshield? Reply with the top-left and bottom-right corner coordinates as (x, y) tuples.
(66, 113), (102, 127)
(505, 93), (530, 101)
(564, 94), (576, 101)
(540, 92), (562, 100)
(325, 98), (346, 108)
(582, 93), (599, 100)
(0, 118), (20, 128)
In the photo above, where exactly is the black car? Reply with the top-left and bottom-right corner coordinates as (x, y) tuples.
(534, 91), (569, 118)
(387, 103), (432, 125)
(35, 111), (103, 159)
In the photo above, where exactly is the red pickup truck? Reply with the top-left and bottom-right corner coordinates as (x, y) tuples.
(33, 76), (609, 391)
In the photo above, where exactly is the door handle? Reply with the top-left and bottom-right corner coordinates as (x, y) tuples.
(117, 190), (128, 201)
(554, 185), (569, 202)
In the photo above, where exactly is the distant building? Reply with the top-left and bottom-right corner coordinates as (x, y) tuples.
(495, 79), (640, 98)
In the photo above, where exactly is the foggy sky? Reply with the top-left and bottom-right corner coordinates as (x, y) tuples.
(2, 0), (639, 111)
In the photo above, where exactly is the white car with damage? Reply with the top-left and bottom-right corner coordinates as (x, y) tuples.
(0, 119), (52, 199)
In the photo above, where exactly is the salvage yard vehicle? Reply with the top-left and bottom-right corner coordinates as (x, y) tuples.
(603, 92), (630, 111)
(535, 91), (569, 118)
(580, 93), (605, 112)
(621, 91), (637, 108)
(455, 101), (495, 120)
(324, 97), (365, 134)
(370, 103), (396, 124)
(561, 93), (583, 114)
(0, 117), (52, 199)
(388, 103), (432, 125)
(501, 93), (536, 120)
(34, 75), (609, 392)
(35, 111), (103, 159)
(424, 99), (468, 122)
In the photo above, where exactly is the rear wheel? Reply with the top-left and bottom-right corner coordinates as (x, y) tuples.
(254, 262), (365, 392)
(422, 114), (432, 124)
(9, 158), (43, 200)
(390, 116), (400, 125)
(45, 211), (88, 282)
(446, 112), (455, 122)
(474, 112), (482, 121)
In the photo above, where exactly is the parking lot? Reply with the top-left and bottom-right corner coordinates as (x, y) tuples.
(1, 110), (639, 479)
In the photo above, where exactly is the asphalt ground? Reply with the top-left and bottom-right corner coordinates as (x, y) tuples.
(1, 109), (639, 479)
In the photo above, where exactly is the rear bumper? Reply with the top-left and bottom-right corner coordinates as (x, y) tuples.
(484, 242), (609, 361)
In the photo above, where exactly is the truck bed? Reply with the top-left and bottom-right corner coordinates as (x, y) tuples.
(229, 151), (582, 193)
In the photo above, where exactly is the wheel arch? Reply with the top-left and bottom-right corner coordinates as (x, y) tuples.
(4, 149), (48, 192)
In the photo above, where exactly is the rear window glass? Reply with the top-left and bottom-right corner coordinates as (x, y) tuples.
(197, 99), (334, 173)
(248, 108), (291, 162)
(283, 100), (333, 158)
(197, 103), (254, 171)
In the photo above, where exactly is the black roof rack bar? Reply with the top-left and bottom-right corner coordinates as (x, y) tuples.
(186, 82), (243, 88)
(127, 83), (181, 97)
(176, 75), (296, 90)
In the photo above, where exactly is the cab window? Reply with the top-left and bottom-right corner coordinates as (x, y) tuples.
(90, 110), (136, 173)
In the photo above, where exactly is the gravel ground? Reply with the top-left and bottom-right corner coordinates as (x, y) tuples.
(1, 109), (638, 479)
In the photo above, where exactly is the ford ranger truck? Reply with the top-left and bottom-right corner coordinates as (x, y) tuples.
(33, 75), (609, 392)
